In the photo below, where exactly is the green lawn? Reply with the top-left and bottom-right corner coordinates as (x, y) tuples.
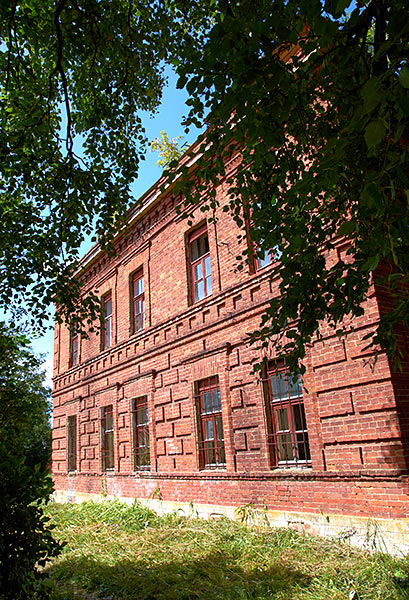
(44, 500), (409, 600)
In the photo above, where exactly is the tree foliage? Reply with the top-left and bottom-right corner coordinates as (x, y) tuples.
(0, 0), (211, 331)
(0, 323), (61, 599)
(169, 0), (409, 370)
(150, 130), (186, 168)
(0, 0), (408, 367)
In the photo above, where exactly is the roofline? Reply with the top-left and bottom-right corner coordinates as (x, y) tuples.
(76, 136), (202, 276)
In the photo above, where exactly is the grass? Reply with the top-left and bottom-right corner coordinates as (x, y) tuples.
(43, 499), (409, 600)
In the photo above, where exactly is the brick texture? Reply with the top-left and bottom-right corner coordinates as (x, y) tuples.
(52, 160), (409, 522)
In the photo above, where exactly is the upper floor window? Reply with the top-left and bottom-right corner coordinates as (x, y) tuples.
(101, 405), (114, 471)
(265, 360), (310, 467)
(132, 270), (145, 333)
(102, 293), (112, 349)
(132, 396), (150, 470)
(67, 415), (77, 472)
(256, 247), (272, 270)
(189, 225), (212, 303)
(69, 325), (79, 368)
(196, 376), (225, 469)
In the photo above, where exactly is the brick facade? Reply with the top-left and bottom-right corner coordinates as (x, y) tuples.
(52, 156), (409, 551)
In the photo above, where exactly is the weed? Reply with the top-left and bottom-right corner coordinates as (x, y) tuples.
(44, 500), (409, 600)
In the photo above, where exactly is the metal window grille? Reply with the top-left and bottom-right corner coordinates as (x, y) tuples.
(266, 361), (311, 467)
(67, 415), (77, 472)
(133, 270), (145, 332)
(189, 225), (212, 303)
(196, 376), (225, 468)
(103, 294), (112, 349)
(101, 405), (114, 471)
(132, 396), (150, 470)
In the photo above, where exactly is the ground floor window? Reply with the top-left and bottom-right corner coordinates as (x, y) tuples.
(67, 415), (77, 472)
(196, 376), (225, 469)
(132, 396), (150, 469)
(101, 405), (114, 471)
(266, 360), (311, 467)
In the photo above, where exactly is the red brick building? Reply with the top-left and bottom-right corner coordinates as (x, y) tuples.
(52, 153), (409, 552)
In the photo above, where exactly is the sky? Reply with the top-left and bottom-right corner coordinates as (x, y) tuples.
(28, 67), (202, 388)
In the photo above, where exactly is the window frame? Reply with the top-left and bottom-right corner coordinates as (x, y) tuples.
(67, 415), (77, 472)
(131, 269), (145, 334)
(132, 396), (150, 470)
(196, 376), (226, 469)
(265, 360), (311, 468)
(189, 224), (212, 304)
(102, 292), (113, 350)
(101, 405), (114, 471)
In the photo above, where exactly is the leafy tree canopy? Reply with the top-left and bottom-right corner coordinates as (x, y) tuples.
(170, 0), (409, 370)
(1, 0), (408, 369)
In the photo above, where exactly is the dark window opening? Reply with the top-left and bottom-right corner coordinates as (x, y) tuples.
(196, 376), (225, 469)
(132, 396), (150, 470)
(101, 405), (114, 471)
(70, 326), (79, 367)
(103, 293), (112, 349)
(67, 415), (77, 472)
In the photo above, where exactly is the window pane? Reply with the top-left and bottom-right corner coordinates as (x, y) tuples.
(258, 249), (271, 269)
(288, 374), (302, 398)
(194, 262), (203, 280)
(134, 276), (144, 297)
(205, 274), (212, 296)
(277, 433), (295, 462)
(204, 441), (216, 465)
(217, 441), (226, 464)
(276, 407), (290, 432)
(106, 432), (114, 468)
(104, 298), (112, 317)
(204, 256), (211, 276)
(215, 415), (224, 440)
(271, 373), (287, 401)
(104, 318), (112, 348)
(137, 405), (148, 425)
(192, 233), (209, 261)
(195, 280), (204, 302)
(202, 391), (213, 414)
(106, 412), (113, 431)
(296, 432), (310, 461)
(205, 419), (214, 440)
(213, 389), (221, 412)
(292, 403), (307, 431)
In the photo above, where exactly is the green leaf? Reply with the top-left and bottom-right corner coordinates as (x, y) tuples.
(337, 221), (357, 236)
(399, 66), (409, 89)
(364, 121), (386, 149)
(361, 77), (382, 114)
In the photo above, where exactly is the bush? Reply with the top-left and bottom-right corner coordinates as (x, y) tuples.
(0, 324), (61, 599)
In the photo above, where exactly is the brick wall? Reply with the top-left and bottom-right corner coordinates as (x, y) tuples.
(52, 163), (409, 526)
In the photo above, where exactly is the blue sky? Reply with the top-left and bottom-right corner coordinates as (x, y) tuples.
(28, 67), (202, 386)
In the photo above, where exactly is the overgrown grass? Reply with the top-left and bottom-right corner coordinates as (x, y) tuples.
(44, 500), (409, 600)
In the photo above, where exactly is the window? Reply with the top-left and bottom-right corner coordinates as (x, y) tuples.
(196, 377), (225, 468)
(132, 270), (145, 332)
(266, 361), (310, 467)
(189, 225), (212, 303)
(69, 325), (79, 367)
(132, 396), (150, 469)
(101, 405), (114, 471)
(256, 247), (272, 270)
(67, 415), (77, 472)
(102, 293), (112, 349)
